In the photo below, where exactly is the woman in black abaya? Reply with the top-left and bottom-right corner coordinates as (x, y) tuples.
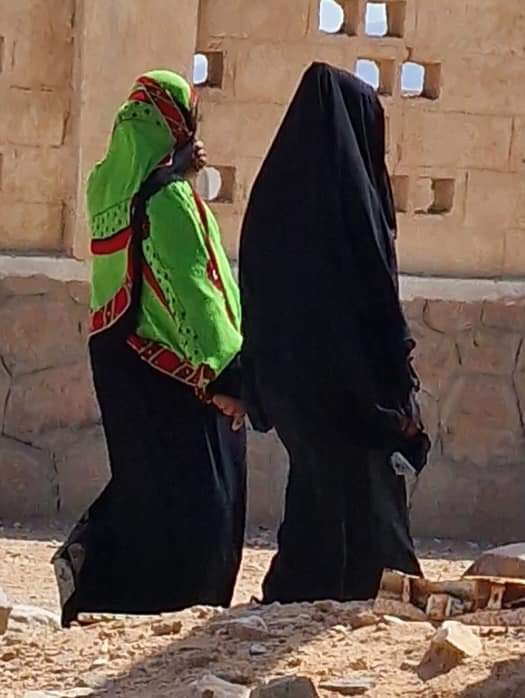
(240, 63), (430, 604)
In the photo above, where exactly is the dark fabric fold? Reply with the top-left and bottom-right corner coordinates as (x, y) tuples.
(239, 62), (429, 603)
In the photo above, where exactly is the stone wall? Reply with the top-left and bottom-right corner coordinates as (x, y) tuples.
(2, 0), (525, 542)
(1, 273), (524, 544)
(197, 0), (525, 275)
(0, 0), (76, 252)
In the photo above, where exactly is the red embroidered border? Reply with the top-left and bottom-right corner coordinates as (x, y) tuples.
(127, 333), (215, 389)
(129, 76), (192, 147)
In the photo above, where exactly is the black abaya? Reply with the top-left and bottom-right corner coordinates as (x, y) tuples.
(54, 330), (246, 626)
(240, 63), (429, 603)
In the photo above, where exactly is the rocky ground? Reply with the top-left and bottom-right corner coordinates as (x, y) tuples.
(1, 525), (525, 698)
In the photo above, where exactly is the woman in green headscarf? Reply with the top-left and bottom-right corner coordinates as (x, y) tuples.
(53, 70), (246, 626)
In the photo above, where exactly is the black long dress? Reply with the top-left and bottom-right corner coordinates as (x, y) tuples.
(54, 330), (246, 626)
(240, 63), (429, 604)
(53, 154), (246, 627)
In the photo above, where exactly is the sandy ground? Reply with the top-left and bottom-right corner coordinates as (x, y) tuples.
(1, 525), (525, 698)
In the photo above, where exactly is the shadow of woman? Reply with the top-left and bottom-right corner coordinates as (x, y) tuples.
(86, 597), (374, 697)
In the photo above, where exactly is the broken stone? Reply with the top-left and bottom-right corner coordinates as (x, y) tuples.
(464, 543), (525, 580)
(24, 688), (94, 698)
(151, 616), (183, 637)
(418, 621), (482, 680)
(180, 673), (250, 698)
(221, 615), (269, 641)
(381, 615), (406, 626)
(318, 679), (375, 696)
(250, 643), (268, 656)
(10, 605), (61, 631)
(251, 676), (319, 698)
(348, 609), (380, 630)
(373, 599), (428, 622)
(0, 587), (12, 635)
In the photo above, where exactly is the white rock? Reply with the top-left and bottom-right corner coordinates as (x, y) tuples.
(251, 676), (319, 698)
(10, 605), (61, 630)
(24, 690), (94, 698)
(464, 542), (525, 579)
(419, 620), (482, 679)
(221, 615), (269, 641)
(318, 678), (375, 696)
(180, 673), (250, 698)
(0, 587), (12, 635)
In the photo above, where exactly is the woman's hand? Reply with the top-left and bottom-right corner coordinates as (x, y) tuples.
(212, 394), (246, 431)
(191, 140), (208, 173)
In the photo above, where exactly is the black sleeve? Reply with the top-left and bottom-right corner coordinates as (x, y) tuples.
(207, 355), (243, 400)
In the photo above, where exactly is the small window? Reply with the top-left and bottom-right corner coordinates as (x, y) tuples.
(401, 61), (441, 100)
(355, 59), (380, 90)
(319, 0), (344, 33)
(196, 166), (235, 204)
(391, 175), (409, 213)
(319, 0), (361, 36)
(365, 3), (388, 37)
(356, 58), (395, 95)
(193, 51), (224, 88)
(415, 178), (455, 215)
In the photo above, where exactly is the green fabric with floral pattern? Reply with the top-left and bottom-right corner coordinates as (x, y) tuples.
(86, 70), (242, 383)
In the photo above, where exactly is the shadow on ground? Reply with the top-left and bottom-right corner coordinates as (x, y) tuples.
(461, 656), (525, 697)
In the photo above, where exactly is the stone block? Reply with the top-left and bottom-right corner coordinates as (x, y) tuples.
(424, 301), (481, 335)
(411, 459), (483, 541)
(7, 0), (74, 88)
(400, 106), (512, 170)
(442, 418), (525, 468)
(483, 300), (525, 333)
(0, 437), (57, 519)
(440, 54), (525, 116)
(457, 329), (521, 376)
(398, 218), (505, 278)
(412, 0), (525, 57)
(410, 322), (459, 398)
(403, 299), (426, 324)
(54, 427), (109, 520)
(199, 102), (285, 161)
(4, 362), (98, 439)
(503, 230), (525, 277)
(0, 275), (70, 299)
(0, 587), (12, 635)
(234, 42), (320, 105)
(510, 118), (525, 173)
(66, 281), (90, 306)
(0, 87), (68, 147)
(465, 171), (522, 232)
(198, 0), (310, 42)
(0, 295), (85, 375)
(0, 199), (63, 251)
(247, 430), (288, 531)
(464, 543), (525, 580)
(2, 146), (75, 204)
(417, 390), (439, 442)
(442, 375), (521, 432)
(251, 677), (318, 698)
(181, 674), (249, 698)
(419, 621), (481, 679)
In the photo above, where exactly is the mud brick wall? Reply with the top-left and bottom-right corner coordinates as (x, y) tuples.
(0, 274), (524, 544)
(197, 0), (525, 276)
(0, 1), (77, 252)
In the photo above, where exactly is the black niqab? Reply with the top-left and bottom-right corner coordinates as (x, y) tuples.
(240, 62), (414, 442)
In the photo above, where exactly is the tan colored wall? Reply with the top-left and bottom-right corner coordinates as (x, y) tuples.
(0, 0), (76, 253)
(197, 0), (525, 276)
